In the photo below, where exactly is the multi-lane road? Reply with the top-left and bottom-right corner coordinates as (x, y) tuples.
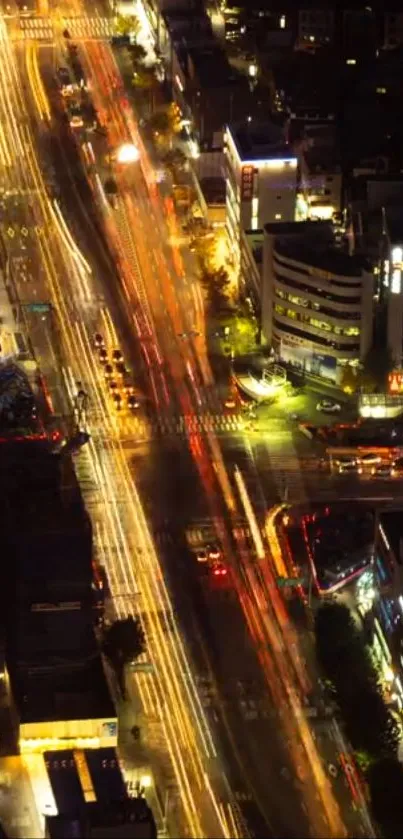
(0, 4), (383, 838)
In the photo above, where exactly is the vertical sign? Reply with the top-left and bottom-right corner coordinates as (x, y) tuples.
(241, 165), (254, 201)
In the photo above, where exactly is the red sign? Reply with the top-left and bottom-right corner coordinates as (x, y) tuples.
(241, 165), (254, 201)
(388, 371), (403, 394)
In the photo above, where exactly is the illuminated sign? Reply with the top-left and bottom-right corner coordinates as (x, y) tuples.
(241, 165), (254, 201)
(391, 246), (403, 294)
(388, 371), (403, 394)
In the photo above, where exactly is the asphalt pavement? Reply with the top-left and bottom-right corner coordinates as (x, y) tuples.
(5, 15), (382, 839)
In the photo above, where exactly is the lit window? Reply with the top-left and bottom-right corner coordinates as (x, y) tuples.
(376, 87), (387, 94)
(280, 14), (286, 29)
(346, 58), (356, 65)
(275, 213), (282, 220)
(392, 269), (401, 294)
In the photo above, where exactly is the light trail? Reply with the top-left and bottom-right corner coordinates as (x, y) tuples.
(6, 21), (237, 839)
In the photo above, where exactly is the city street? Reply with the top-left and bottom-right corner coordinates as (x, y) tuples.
(0, 5), (389, 838)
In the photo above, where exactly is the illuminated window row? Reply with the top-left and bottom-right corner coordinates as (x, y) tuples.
(274, 304), (360, 337)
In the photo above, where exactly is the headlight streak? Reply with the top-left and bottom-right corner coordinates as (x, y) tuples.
(0, 22), (233, 835)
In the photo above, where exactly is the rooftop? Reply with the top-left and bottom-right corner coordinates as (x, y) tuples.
(13, 654), (115, 724)
(227, 120), (292, 162)
(186, 44), (235, 86)
(265, 220), (368, 277)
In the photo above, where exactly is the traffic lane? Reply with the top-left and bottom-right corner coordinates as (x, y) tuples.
(127, 445), (315, 838)
(124, 442), (299, 834)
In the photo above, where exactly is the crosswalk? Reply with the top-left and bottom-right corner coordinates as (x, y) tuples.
(119, 411), (246, 444)
(16, 15), (115, 42)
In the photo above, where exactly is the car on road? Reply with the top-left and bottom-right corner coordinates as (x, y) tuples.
(127, 394), (140, 410)
(115, 361), (128, 379)
(211, 561), (227, 578)
(196, 549), (208, 563)
(109, 380), (119, 392)
(316, 400), (341, 414)
(98, 348), (108, 364)
(104, 363), (114, 379)
(94, 333), (104, 349)
(112, 349), (123, 363)
(392, 457), (403, 477)
(371, 463), (393, 479)
(69, 111), (84, 129)
(359, 452), (382, 466)
(112, 392), (122, 410)
(338, 461), (362, 475)
(207, 544), (221, 561)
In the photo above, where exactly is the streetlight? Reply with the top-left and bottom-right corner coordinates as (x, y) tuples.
(116, 143), (140, 164)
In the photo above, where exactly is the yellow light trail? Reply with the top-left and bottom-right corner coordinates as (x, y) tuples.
(2, 22), (235, 839)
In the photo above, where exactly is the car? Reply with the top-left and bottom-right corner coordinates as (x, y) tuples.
(333, 454), (357, 467)
(70, 114), (84, 129)
(207, 544), (221, 561)
(109, 379), (119, 392)
(359, 453), (382, 466)
(196, 549), (208, 563)
(94, 333), (104, 348)
(371, 464), (393, 478)
(211, 562), (227, 577)
(316, 400), (341, 413)
(115, 361), (128, 379)
(392, 457), (403, 477)
(224, 398), (236, 409)
(338, 461), (362, 475)
(112, 349), (123, 363)
(112, 392), (122, 409)
(57, 66), (70, 84)
(98, 347), (108, 364)
(127, 393), (140, 410)
(104, 363), (114, 379)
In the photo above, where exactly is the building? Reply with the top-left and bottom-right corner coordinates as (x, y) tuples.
(225, 120), (297, 281)
(296, 7), (335, 49)
(44, 748), (157, 837)
(290, 112), (343, 220)
(261, 220), (374, 382)
(383, 209), (403, 366)
(384, 10), (403, 48)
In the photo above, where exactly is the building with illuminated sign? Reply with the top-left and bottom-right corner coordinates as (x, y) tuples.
(261, 220), (374, 382)
(225, 120), (297, 286)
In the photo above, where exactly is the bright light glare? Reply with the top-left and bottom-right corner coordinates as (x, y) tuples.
(116, 142), (140, 164)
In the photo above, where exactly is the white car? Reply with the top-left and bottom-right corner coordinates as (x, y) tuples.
(316, 400), (341, 414)
(338, 461), (362, 475)
(359, 453), (382, 466)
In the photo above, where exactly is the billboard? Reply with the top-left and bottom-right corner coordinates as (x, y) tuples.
(241, 165), (254, 201)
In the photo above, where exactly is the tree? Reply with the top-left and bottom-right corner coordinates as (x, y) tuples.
(146, 110), (172, 135)
(340, 363), (358, 394)
(361, 344), (394, 393)
(162, 148), (188, 175)
(314, 603), (400, 761)
(128, 43), (147, 65)
(368, 758), (403, 838)
(115, 14), (140, 38)
(132, 66), (158, 90)
(102, 616), (145, 698)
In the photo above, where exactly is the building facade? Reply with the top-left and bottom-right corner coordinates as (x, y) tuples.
(225, 121), (297, 280)
(261, 221), (374, 382)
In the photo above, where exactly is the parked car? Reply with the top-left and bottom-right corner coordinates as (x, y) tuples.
(316, 400), (341, 414)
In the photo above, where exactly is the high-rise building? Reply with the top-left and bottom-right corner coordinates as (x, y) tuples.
(225, 120), (297, 283)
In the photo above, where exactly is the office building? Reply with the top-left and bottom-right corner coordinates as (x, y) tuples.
(261, 220), (374, 382)
(225, 120), (297, 282)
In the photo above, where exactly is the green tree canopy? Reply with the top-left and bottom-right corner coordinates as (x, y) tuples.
(115, 15), (140, 37)
(368, 758), (403, 838)
(314, 603), (400, 761)
(102, 616), (145, 697)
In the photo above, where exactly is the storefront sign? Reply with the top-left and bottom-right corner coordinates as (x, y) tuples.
(241, 165), (254, 201)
